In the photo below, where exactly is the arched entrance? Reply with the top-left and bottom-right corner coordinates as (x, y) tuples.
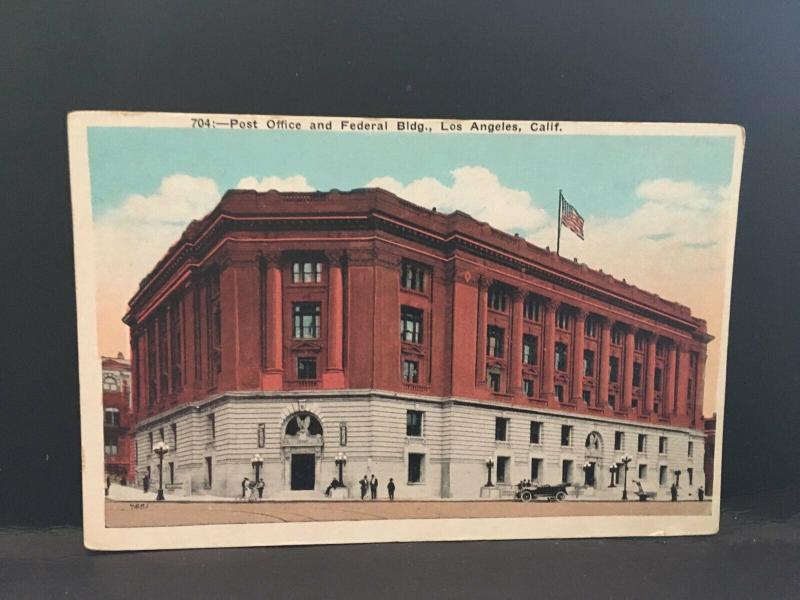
(281, 412), (324, 491)
(583, 431), (603, 488)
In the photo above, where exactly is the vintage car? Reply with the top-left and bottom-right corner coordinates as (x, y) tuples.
(514, 482), (569, 502)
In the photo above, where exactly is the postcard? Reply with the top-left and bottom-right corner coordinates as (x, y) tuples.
(68, 112), (743, 550)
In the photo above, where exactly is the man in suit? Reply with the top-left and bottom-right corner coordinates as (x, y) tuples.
(359, 476), (368, 500)
(370, 475), (378, 500)
(387, 478), (396, 501)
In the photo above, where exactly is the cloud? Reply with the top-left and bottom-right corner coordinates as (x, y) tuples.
(366, 166), (551, 235)
(236, 175), (314, 192)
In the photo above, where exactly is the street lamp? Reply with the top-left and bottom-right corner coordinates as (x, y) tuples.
(618, 454), (633, 501)
(485, 457), (495, 487)
(251, 454), (264, 482)
(608, 463), (618, 488)
(152, 441), (169, 501)
(334, 452), (347, 485)
(673, 469), (682, 487)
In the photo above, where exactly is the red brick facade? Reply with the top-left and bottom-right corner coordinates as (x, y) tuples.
(102, 354), (135, 481)
(125, 189), (711, 434)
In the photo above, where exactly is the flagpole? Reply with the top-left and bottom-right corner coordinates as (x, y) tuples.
(556, 189), (562, 256)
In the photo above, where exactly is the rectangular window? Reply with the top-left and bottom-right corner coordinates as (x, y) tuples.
(487, 326), (505, 358)
(171, 423), (177, 452)
(406, 410), (423, 437)
(656, 340), (666, 358)
(292, 261), (323, 283)
(523, 295), (540, 321)
(496, 456), (510, 483)
(555, 384), (565, 403)
(582, 390), (591, 405)
(159, 427), (165, 441)
(583, 349), (595, 376)
(611, 327), (623, 345)
(522, 334), (538, 365)
(687, 467), (694, 485)
(169, 462), (175, 485)
(556, 309), (570, 330)
(658, 436), (668, 454)
(257, 423), (266, 448)
(104, 408), (120, 427)
(495, 417), (509, 441)
(148, 432), (153, 454)
(638, 434), (647, 453)
(408, 453), (424, 483)
(530, 421), (541, 444)
(561, 424), (572, 446)
(654, 367), (663, 391)
(633, 362), (642, 387)
(488, 371), (501, 392)
(523, 379), (534, 398)
(561, 459), (573, 484)
(292, 302), (321, 338)
(104, 430), (119, 456)
(659, 465), (668, 485)
(609, 356), (619, 383)
(555, 342), (568, 372)
(208, 414), (216, 440)
(531, 458), (542, 481)
(614, 431), (624, 451)
(339, 422), (347, 446)
(585, 317), (598, 338)
(638, 464), (648, 480)
(488, 287), (507, 311)
(608, 394), (616, 408)
(635, 332), (646, 352)
(400, 306), (423, 343)
(297, 357), (317, 380)
(402, 359), (419, 383)
(401, 262), (425, 292)
(205, 456), (213, 487)
(688, 441), (694, 457)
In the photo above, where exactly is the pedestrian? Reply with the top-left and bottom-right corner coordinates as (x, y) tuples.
(120, 476), (127, 487)
(143, 473), (150, 494)
(257, 478), (265, 500)
(387, 477), (395, 501)
(359, 476), (368, 500)
(698, 486), (705, 501)
(105, 476), (111, 497)
(248, 479), (257, 502)
(241, 477), (249, 499)
(325, 478), (339, 497)
(370, 475), (379, 500)
(670, 483), (678, 502)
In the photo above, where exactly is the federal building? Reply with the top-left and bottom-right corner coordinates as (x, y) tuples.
(125, 189), (710, 500)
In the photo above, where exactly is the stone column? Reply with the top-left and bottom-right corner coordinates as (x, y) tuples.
(510, 290), (524, 394)
(571, 309), (586, 408)
(324, 251), (345, 387)
(694, 349), (708, 428)
(262, 253), (283, 388)
(645, 334), (656, 416)
(675, 343), (689, 421)
(598, 317), (611, 408)
(475, 277), (489, 384)
(541, 300), (556, 406)
(664, 340), (677, 418)
(622, 325), (635, 411)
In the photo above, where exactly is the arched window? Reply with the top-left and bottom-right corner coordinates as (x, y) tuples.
(285, 412), (323, 436)
(103, 375), (119, 391)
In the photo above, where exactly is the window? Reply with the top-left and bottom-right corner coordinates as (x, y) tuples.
(688, 441), (694, 457)
(609, 356), (619, 383)
(205, 456), (213, 487)
(487, 326), (504, 357)
(585, 317), (598, 338)
(171, 423), (177, 452)
(635, 332), (646, 352)
(406, 410), (423, 437)
(523, 379), (534, 398)
(159, 427), (165, 441)
(523, 295), (540, 321)
(530, 421), (542, 444)
(531, 458), (542, 481)
(292, 261), (322, 283)
(496, 456), (510, 483)
(104, 431), (119, 455)
(402, 359), (419, 383)
(148, 432), (153, 454)
(257, 423), (266, 448)
(169, 462), (175, 485)
(614, 431), (624, 451)
(400, 306), (423, 343)
(659, 436), (668, 454)
(339, 422), (347, 446)
(637, 434), (647, 453)
(654, 367), (663, 391)
(292, 302), (321, 338)
(555, 384), (565, 403)
(562, 459), (574, 484)
(208, 414), (216, 440)
(561, 424), (572, 446)
(656, 340), (666, 357)
(408, 453), (424, 483)
(582, 390), (591, 405)
(488, 286), (507, 311)
(488, 371), (501, 392)
(401, 262), (425, 292)
(633, 362), (642, 387)
(103, 375), (119, 391)
(104, 408), (120, 427)
(611, 327), (623, 345)
(297, 357), (317, 380)
(495, 417), (509, 441)
(608, 394), (616, 408)
(638, 464), (648, 480)
(689, 352), (698, 369)
(556, 309), (570, 330)
(555, 342), (568, 372)
(583, 349), (595, 376)
(659, 465), (668, 485)
(687, 379), (695, 406)
(687, 467), (694, 485)
(522, 334), (538, 365)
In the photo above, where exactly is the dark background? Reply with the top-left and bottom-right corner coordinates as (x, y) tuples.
(1, 1), (798, 597)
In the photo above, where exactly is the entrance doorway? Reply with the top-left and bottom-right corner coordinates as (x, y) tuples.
(291, 454), (316, 490)
(584, 462), (596, 486)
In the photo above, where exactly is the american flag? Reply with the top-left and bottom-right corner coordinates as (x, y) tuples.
(560, 193), (585, 240)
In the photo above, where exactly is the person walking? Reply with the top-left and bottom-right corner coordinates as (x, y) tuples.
(670, 483), (678, 502)
(257, 478), (265, 500)
(359, 476), (368, 500)
(143, 472), (150, 494)
(248, 479), (257, 502)
(387, 478), (396, 501)
(241, 477), (249, 499)
(370, 475), (379, 500)
(698, 486), (705, 501)
(105, 476), (111, 497)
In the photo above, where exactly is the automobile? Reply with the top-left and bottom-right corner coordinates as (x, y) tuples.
(514, 482), (569, 502)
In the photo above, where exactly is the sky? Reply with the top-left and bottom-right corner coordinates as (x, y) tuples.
(88, 126), (738, 416)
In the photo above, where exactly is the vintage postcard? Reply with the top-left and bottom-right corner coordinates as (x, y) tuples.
(68, 112), (743, 550)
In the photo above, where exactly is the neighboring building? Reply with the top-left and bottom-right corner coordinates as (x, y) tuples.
(102, 353), (134, 482)
(704, 414), (716, 497)
(125, 188), (710, 499)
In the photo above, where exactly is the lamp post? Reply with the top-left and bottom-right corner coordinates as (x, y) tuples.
(619, 454), (633, 500)
(582, 461), (594, 487)
(673, 469), (682, 488)
(485, 457), (495, 487)
(251, 454), (264, 482)
(608, 464), (618, 488)
(152, 441), (169, 501)
(334, 452), (347, 485)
